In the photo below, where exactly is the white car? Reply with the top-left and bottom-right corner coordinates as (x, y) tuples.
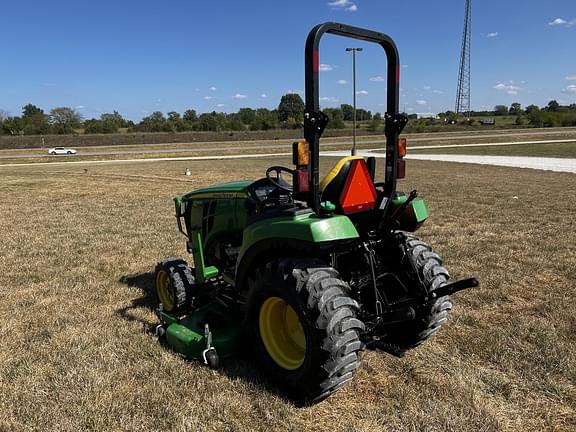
(48, 147), (77, 155)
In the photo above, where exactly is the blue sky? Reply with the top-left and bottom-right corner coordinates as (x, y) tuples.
(1, 0), (575, 121)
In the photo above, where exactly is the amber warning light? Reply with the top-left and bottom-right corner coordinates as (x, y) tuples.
(398, 137), (407, 158)
(397, 137), (407, 179)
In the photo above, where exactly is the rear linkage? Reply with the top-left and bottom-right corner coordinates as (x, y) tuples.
(354, 235), (478, 335)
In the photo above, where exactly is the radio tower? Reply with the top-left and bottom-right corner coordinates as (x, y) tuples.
(455, 0), (472, 119)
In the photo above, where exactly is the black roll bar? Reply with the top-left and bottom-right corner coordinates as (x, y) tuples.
(303, 22), (404, 215)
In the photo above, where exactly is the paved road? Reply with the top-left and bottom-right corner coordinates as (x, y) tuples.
(322, 150), (576, 174)
(404, 154), (576, 173)
(3, 148), (576, 174)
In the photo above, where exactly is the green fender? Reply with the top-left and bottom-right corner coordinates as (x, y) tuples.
(235, 212), (359, 287)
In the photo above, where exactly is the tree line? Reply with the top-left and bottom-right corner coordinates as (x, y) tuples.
(2, 96), (575, 136)
(0, 94), (377, 136)
(438, 100), (576, 127)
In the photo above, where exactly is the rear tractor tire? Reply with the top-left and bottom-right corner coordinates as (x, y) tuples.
(383, 235), (452, 353)
(154, 257), (195, 313)
(247, 259), (364, 405)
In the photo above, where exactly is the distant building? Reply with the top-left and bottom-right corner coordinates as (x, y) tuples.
(479, 118), (495, 125)
(416, 112), (437, 119)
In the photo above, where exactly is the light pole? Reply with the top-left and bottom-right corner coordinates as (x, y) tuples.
(346, 47), (362, 155)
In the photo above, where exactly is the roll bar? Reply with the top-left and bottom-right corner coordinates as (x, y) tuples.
(303, 22), (406, 214)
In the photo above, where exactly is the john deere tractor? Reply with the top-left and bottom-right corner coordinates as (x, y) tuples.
(153, 22), (478, 404)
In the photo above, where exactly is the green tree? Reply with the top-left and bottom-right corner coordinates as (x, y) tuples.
(84, 118), (116, 134)
(356, 108), (372, 121)
(251, 108), (279, 130)
(0, 110), (7, 134)
(183, 109), (197, 122)
(21, 104), (49, 135)
(227, 116), (246, 131)
(167, 111), (185, 132)
(1, 116), (24, 135)
(323, 108), (345, 129)
(84, 111), (126, 134)
(49, 107), (82, 134)
(340, 103), (354, 121)
(525, 104), (539, 115)
(367, 115), (383, 132)
(101, 111), (128, 128)
(494, 105), (508, 116)
(546, 100), (560, 112)
(509, 102), (522, 115)
(139, 111), (169, 132)
(22, 104), (44, 118)
(278, 93), (304, 123)
(238, 107), (256, 125)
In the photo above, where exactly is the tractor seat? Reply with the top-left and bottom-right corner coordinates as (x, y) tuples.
(319, 156), (377, 214)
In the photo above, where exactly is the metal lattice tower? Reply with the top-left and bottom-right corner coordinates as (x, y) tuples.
(455, 0), (471, 119)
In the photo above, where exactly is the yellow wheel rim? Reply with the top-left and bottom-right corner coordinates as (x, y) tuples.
(156, 269), (175, 311)
(259, 297), (306, 370)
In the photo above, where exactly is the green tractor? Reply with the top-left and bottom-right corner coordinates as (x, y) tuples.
(153, 22), (478, 404)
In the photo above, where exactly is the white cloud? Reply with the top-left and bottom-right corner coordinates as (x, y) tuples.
(209, 86), (217, 91)
(563, 85), (576, 93)
(486, 32), (498, 38)
(369, 76), (385, 82)
(75, 105), (85, 109)
(493, 82), (521, 95)
(328, 0), (358, 12)
(337, 79), (348, 85)
(319, 63), (333, 72)
(566, 75), (576, 81)
(548, 18), (567, 26)
(416, 100), (427, 105)
(203, 96), (214, 100)
(286, 89), (304, 95)
(260, 93), (268, 98)
(356, 90), (368, 95)
(232, 94), (247, 99)
(423, 86), (432, 90)
(320, 96), (339, 102)
(432, 89), (444, 94)
(548, 17), (575, 27)
(216, 103), (226, 107)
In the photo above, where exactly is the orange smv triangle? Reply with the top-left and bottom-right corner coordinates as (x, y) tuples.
(339, 160), (377, 214)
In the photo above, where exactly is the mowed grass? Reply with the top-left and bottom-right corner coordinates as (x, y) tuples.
(0, 157), (575, 431)
(411, 142), (576, 158)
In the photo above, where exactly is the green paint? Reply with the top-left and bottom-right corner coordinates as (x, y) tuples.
(183, 180), (252, 200)
(238, 213), (359, 264)
(189, 229), (219, 284)
(160, 303), (241, 360)
(390, 195), (430, 231)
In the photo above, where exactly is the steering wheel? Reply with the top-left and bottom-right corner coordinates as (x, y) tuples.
(266, 166), (294, 192)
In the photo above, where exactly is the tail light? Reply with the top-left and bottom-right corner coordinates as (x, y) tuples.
(397, 137), (407, 179)
(398, 137), (407, 158)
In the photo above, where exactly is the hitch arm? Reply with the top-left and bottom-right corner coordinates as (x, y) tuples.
(430, 277), (479, 299)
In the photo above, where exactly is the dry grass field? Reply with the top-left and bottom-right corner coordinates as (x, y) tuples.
(1, 156), (575, 431)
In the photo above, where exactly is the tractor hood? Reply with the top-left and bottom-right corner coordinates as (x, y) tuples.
(182, 180), (253, 200)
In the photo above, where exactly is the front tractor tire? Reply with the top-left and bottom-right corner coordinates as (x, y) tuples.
(247, 259), (364, 405)
(154, 257), (194, 313)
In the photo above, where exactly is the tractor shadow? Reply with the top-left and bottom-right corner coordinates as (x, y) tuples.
(117, 272), (290, 403)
